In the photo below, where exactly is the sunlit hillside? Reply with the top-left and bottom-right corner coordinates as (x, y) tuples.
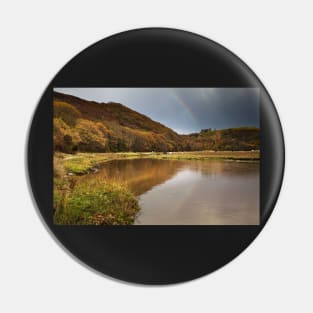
(53, 92), (260, 153)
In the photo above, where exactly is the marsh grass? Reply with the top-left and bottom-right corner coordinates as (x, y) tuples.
(64, 157), (93, 174)
(53, 153), (140, 225)
(61, 152), (144, 174)
(54, 178), (139, 225)
(152, 151), (260, 161)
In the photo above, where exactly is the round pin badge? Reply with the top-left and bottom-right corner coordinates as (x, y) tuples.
(27, 28), (284, 284)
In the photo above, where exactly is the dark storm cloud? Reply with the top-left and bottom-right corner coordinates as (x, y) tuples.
(54, 88), (259, 134)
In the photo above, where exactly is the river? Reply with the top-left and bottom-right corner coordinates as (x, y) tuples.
(84, 158), (259, 225)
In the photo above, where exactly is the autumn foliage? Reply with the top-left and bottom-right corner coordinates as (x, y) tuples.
(53, 92), (260, 153)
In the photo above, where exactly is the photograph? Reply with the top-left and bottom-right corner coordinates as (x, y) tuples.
(53, 88), (260, 225)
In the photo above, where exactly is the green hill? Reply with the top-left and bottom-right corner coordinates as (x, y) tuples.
(53, 92), (260, 153)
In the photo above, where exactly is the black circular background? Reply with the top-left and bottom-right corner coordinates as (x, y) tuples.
(27, 28), (284, 284)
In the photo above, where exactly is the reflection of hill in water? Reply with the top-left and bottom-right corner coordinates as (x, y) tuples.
(78, 159), (184, 196)
(77, 158), (259, 196)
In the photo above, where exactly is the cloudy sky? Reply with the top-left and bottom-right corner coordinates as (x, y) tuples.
(54, 88), (260, 134)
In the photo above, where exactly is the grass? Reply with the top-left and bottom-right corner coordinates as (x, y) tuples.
(54, 178), (139, 225)
(151, 150), (260, 161)
(64, 157), (94, 174)
(53, 153), (140, 225)
(60, 152), (143, 174)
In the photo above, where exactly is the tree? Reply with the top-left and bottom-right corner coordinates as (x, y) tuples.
(63, 135), (73, 153)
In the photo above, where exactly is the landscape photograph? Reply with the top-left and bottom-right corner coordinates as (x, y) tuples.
(53, 88), (260, 225)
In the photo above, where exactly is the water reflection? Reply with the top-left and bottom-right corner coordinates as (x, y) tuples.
(81, 158), (260, 225)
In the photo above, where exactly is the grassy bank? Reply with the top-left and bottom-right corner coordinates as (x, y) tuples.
(53, 155), (139, 225)
(151, 150), (260, 161)
(54, 179), (139, 225)
(59, 152), (141, 174)
(57, 150), (260, 174)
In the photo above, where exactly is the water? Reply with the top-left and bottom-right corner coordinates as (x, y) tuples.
(85, 158), (259, 225)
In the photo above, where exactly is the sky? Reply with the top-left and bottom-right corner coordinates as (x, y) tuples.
(54, 88), (260, 134)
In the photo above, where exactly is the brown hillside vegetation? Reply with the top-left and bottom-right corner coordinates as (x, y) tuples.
(53, 92), (260, 153)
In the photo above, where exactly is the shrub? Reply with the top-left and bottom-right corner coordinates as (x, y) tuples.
(53, 118), (80, 152)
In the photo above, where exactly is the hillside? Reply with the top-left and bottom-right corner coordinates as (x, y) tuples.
(53, 92), (260, 153)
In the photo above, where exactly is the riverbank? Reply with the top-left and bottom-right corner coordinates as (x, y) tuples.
(56, 150), (260, 175)
(53, 150), (259, 225)
(53, 154), (140, 225)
